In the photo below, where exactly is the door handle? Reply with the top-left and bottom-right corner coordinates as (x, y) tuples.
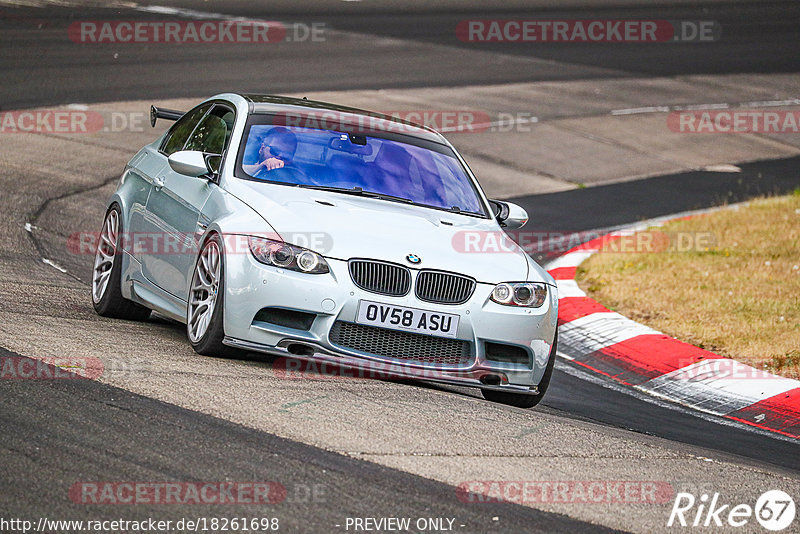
(153, 176), (165, 191)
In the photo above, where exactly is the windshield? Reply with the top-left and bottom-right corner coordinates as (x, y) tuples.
(236, 121), (487, 216)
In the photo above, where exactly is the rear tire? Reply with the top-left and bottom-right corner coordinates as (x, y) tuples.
(482, 329), (558, 408)
(91, 205), (151, 321)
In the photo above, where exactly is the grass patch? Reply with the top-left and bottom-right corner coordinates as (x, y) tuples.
(576, 194), (800, 378)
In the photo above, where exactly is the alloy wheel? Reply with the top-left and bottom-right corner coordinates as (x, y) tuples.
(187, 240), (221, 343)
(92, 209), (119, 303)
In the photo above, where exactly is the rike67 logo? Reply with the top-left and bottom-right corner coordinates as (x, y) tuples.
(668, 490), (795, 531)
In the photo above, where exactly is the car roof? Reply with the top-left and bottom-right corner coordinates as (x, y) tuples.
(240, 93), (447, 145)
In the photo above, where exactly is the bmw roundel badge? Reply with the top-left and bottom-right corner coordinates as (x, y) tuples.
(406, 254), (421, 265)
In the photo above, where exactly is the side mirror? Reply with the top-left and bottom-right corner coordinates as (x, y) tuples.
(490, 200), (528, 229)
(168, 150), (211, 177)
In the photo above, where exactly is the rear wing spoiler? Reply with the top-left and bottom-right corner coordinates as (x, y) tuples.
(150, 105), (185, 127)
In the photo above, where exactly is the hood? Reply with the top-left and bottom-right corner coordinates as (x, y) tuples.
(226, 180), (541, 285)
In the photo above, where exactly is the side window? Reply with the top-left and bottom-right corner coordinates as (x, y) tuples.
(184, 105), (235, 156)
(161, 104), (212, 156)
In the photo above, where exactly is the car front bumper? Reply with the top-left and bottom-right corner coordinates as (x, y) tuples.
(222, 252), (558, 392)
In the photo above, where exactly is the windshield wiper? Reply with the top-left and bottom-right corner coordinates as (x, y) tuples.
(299, 185), (413, 204)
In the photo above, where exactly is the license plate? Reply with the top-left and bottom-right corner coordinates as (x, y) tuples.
(356, 300), (460, 339)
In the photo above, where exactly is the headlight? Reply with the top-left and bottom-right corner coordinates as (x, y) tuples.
(491, 282), (547, 308)
(248, 236), (329, 274)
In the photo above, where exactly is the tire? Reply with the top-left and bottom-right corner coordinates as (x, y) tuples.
(91, 205), (151, 321)
(187, 234), (236, 357)
(482, 329), (558, 408)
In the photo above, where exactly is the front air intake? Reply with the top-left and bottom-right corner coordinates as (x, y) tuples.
(253, 307), (316, 331)
(484, 341), (530, 365)
(329, 321), (472, 366)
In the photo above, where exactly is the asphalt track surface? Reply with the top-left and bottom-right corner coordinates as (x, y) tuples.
(0, 348), (612, 533)
(2, 1), (800, 532)
(4, 0), (800, 107)
(512, 156), (800, 233)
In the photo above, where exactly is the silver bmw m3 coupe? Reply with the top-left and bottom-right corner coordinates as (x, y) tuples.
(92, 93), (558, 407)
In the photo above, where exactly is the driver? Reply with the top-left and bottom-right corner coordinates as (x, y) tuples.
(243, 127), (298, 177)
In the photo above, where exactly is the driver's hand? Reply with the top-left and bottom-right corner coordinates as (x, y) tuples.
(260, 157), (285, 171)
